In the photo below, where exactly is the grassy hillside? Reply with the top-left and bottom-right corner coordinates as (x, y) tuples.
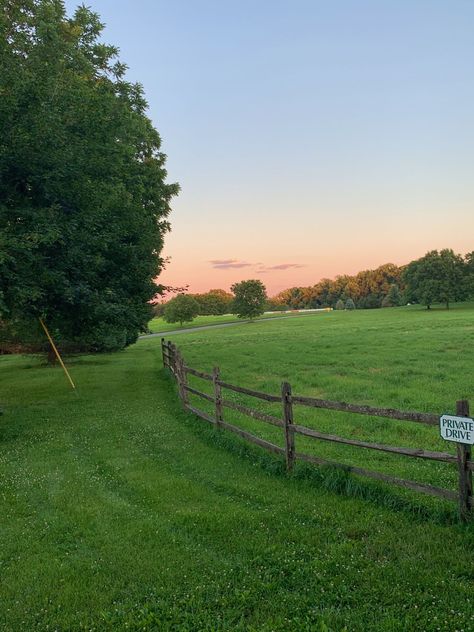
(0, 304), (473, 631)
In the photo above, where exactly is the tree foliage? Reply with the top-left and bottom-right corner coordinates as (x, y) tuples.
(403, 250), (467, 309)
(382, 284), (402, 308)
(274, 264), (402, 310)
(0, 1), (178, 352)
(162, 294), (199, 327)
(231, 280), (267, 320)
(465, 252), (474, 298)
(190, 289), (233, 315)
(271, 253), (474, 311)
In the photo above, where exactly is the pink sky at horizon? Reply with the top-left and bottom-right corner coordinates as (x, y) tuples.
(158, 196), (474, 297)
(158, 249), (470, 298)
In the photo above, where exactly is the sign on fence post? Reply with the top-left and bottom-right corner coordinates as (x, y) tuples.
(440, 414), (474, 444)
(440, 401), (473, 522)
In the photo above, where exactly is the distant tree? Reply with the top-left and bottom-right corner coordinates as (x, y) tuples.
(345, 298), (356, 310)
(274, 287), (306, 309)
(0, 2), (178, 354)
(193, 289), (233, 315)
(382, 284), (402, 307)
(275, 263), (403, 310)
(266, 298), (289, 312)
(335, 299), (345, 310)
(231, 280), (267, 320)
(388, 283), (402, 306)
(465, 252), (474, 298)
(163, 294), (199, 326)
(403, 250), (466, 309)
(152, 303), (166, 318)
(357, 294), (381, 309)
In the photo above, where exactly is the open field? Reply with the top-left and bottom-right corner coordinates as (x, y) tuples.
(174, 303), (474, 503)
(146, 310), (320, 334)
(1, 305), (474, 630)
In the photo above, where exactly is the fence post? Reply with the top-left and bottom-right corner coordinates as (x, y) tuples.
(213, 367), (223, 427)
(161, 338), (167, 368)
(456, 399), (472, 522)
(167, 341), (174, 375)
(175, 346), (182, 395)
(281, 381), (295, 472)
(173, 347), (186, 404)
(179, 350), (189, 405)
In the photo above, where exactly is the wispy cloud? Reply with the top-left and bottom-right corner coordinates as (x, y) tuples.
(270, 263), (305, 270)
(209, 260), (306, 272)
(210, 259), (253, 269)
(257, 263), (306, 271)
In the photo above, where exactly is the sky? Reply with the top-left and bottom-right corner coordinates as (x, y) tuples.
(65, 0), (474, 296)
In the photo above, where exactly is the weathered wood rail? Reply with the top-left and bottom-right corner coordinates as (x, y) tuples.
(161, 338), (473, 521)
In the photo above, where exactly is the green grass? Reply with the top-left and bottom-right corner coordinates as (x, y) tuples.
(174, 303), (474, 497)
(146, 310), (318, 333)
(1, 304), (474, 631)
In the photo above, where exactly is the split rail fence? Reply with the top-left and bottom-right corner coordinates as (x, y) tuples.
(161, 338), (473, 521)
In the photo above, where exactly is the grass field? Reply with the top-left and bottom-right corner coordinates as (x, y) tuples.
(175, 303), (474, 499)
(1, 305), (474, 631)
(146, 310), (316, 334)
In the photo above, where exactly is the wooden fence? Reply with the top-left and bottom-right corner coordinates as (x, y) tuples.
(161, 338), (473, 521)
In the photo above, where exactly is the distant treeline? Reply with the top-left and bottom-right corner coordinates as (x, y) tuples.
(272, 262), (402, 311)
(274, 249), (474, 311)
(155, 249), (474, 316)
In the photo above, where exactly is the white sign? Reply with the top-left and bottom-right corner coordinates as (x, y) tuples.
(440, 415), (474, 445)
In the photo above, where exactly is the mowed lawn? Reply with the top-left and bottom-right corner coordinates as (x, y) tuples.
(146, 310), (319, 334)
(0, 306), (473, 631)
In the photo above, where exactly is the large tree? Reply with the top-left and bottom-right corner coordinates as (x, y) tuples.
(0, 1), (178, 353)
(465, 251), (474, 298)
(231, 280), (267, 320)
(403, 249), (466, 309)
(162, 294), (199, 327)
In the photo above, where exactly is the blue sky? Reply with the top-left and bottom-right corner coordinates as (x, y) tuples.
(64, 0), (474, 294)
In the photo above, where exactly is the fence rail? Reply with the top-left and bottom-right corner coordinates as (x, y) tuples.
(161, 338), (473, 521)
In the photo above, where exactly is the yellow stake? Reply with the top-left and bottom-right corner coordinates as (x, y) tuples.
(39, 318), (76, 391)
